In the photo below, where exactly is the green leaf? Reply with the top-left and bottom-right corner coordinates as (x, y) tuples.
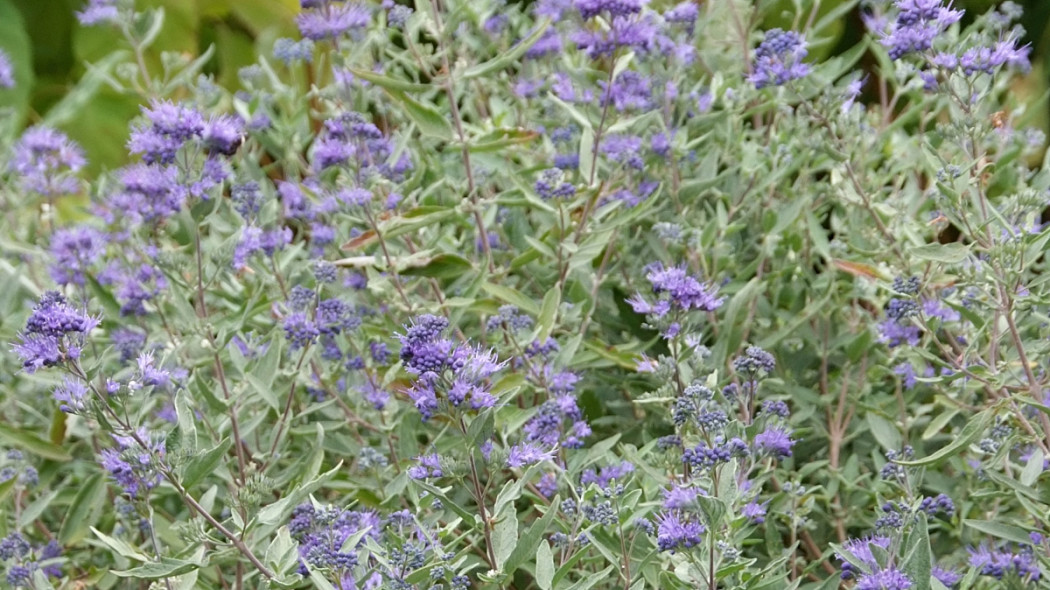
(347, 68), (430, 92)
(182, 438), (232, 489)
(174, 390), (198, 455)
(59, 473), (107, 545)
(535, 540), (554, 590)
(113, 558), (200, 579)
(245, 373), (280, 412)
(493, 508), (518, 569)
(43, 50), (128, 127)
(399, 253), (474, 279)
(921, 407), (959, 440)
(900, 514), (932, 590)
(482, 283), (541, 315)
(537, 286), (560, 342)
(257, 463), (343, 525)
(91, 527), (150, 562)
(866, 413), (902, 451)
(1021, 449), (1044, 487)
(564, 566), (614, 590)
(0, 0), (34, 131)
(504, 499), (559, 578)
(461, 19), (553, 79)
(909, 243), (969, 264)
(386, 89), (453, 140)
(964, 519), (1033, 545)
(896, 409), (991, 467)
(0, 423), (72, 461)
(578, 126), (595, 186)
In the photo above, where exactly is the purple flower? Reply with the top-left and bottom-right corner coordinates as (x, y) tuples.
(76, 0), (119, 25)
(507, 442), (557, 468)
(600, 71), (653, 112)
(742, 501), (767, 524)
(14, 292), (98, 372)
(837, 535), (891, 579)
(298, 2), (371, 40)
(664, 2), (698, 27)
(525, 28), (563, 59)
(487, 305), (534, 332)
(749, 29), (811, 89)
(572, 15), (660, 58)
(932, 565), (961, 587)
(655, 511), (704, 552)
(136, 350), (171, 388)
(955, 38), (1031, 75)
(968, 543), (1041, 580)
(53, 377), (89, 413)
(575, 0), (646, 20)
(233, 226), (292, 268)
(100, 430), (165, 498)
(112, 328), (147, 363)
(856, 567), (912, 590)
(109, 263), (168, 317)
(662, 484), (700, 509)
(274, 37), (315, 63)
(49, 225), (106, 286)
(733, 346), (776, 375)
(110, 163), (186, 224)
(881, 0), (962, 60)
(288, 503), (380, 579)
(600, 133), (644, 169)
(408, 454), (443, 479)
(10, 126), (86, 196)
(0, 49), (14, 88)
(202, 115), (243, 156)
(283, 312), (320, 350)
(753, 426), (795, 458)
(128, 100), (204, 164)
(580, 461), (634, 489)
(628, 262), (723, 318)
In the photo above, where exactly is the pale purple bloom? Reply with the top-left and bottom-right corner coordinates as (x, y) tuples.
(932, 565), (961, 587)
(742, 501), (767, 524)
(408, 454), (443, 479)
(525, 28), (562, 59)
(855, 567), (912, 590)
(10, 126), (86, 196)
(574, 0), (646, 20)
(837, 535), (891, 579)
(228, 331), (273, 363)
(127, 100), (204, 164)
(881, 0), (963, 60)
(749, 29), (811, 89)
(655, 511), (704, 552)
(968, 543), (1041, 580)
(49, 225), (106, 286)
(297, 2), (371, 40)
(580, 461), (634, 488)
(14, 291), (98, 372)
(53, 377), (89, 413)
(628, 262), (724, 318)
(274, 37), (315, 63)
(201, 114), (243, 156)
(0, 49), (13, 88)
(507, 442), (557, 468)
(76, 0), (119, 25)
(600, 71), (653, 111)
(754, 426), (794, 458)
(662, 485), (699, 509)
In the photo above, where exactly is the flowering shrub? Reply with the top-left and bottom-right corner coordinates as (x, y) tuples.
(0, 0), (1048, 588)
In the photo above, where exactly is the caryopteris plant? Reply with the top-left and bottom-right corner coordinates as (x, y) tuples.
(0, 0), (1048, 588)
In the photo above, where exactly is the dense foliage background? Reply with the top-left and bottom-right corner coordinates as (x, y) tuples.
(2, 0), (1050, 589)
